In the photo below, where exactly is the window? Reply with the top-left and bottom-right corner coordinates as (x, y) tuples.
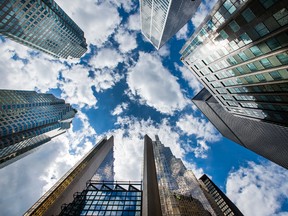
(250, 46), (263, 56)
(266, 37), (281, 50)
(254, 23), (269, 36)
(239, 33), (252, 44)
(242, 8), (256, 22)
(223, 0), (236, 14)
(238, 52), (249, 61)
(259, 0), (279, 9)
(229, 20), (240, 32)
(269, 71), (282, 80)
(256, 74), (266, 82)
(260, 58), (273, 68)
(276, 53), (288, 64)
(219, 29), (229, 39)
(227, 56), (237, 65)
(273, 8), (288, 26)
(247, 63), (258, 71)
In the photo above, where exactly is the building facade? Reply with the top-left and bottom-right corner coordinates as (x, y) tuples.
(0, 0), (87, 58)
(192, 88), (288, 169)
(0, 90), (76, 168)
(143, 135), (217, 216)
(24, 136), (115, 216)
(199, 174), (243, 216)
(140, 0), (201, 49)
(180, 0), (288, 127)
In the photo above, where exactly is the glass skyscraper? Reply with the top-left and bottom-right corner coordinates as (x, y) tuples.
(0, 89), (76, 168)
(199, 174), (243, 216)
(140, 0), (201, 49)
(0, 0), (87, 58)
(180, 0), (288, 127)
(192, 88), (288, 169)
(143, 135), (218, 216)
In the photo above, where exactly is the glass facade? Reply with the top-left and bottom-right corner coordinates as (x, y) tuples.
(59, 181), (142, 216)
(199, 174), (243, 216)
(140, 0), (201, 49)
(0, 89), (76, 168)
(180, 0), (288, 126)
(152, 135), (216, 215)
(0, 0), (87, 58)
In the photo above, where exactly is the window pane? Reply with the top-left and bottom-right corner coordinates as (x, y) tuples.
(269, 71), (282, 80)
(254, 23), (269, 36)
(260, 58), (273, 68)
(250, 46), (263, 56)
(259, 0), (279, 9)
(242, 8), (256, 23)
(229, 20), (240, 32)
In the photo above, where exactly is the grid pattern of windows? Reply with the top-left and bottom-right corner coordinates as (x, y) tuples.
(0, 0), (87, 58)
(140, 0), (201, 49)
(0, 90), (76, 168)
(180, 0), (288, 125)
(59, 182), (142, 216)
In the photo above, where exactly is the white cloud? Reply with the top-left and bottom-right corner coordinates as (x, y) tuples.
(60, 65), (97, 108)
(127, 52), (188, 114)
(127, 12), (141, 31)
(175, 63), (203, 94)
(56, 0), (121, 46)
(89, 48), (124, 69)
(109, 0), (137, 13)
(175, 23), (190, 40)
(0, 39), (64, 92)
(115, 28), (137, 53)
(192, 0), (218, 27)
(226, 161), (288, 216)
(108, 116), (186, 181)
(176, 114), (221, 158)
(0, 111), (97, 215)
(158, 44), (170, 57)
(111, 102), (128, 116)
(94, 68), (123, 92)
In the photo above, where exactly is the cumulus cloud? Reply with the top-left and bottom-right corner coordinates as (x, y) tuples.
(175, 63), (203, 94)
(127, 12), (141, 31)
(158, 44), (170, 57)
(56, 0), (121, 46)
(127, 52), (188, 114)
(176, 114), (221, 158)
(60, 65), (97, 108)
(0, 111), (97, 215)
(0, 39), (64, 92)
(115, 28), (137, 53)
(175, 23), (190, 40)
(89, 48), (124, 69)
(226, 161), (288, 216)
(107, 116), (186, 180)
(111, 102), (129, 116)
(192, 0), (218, 27)
(94, 68), (123, 92)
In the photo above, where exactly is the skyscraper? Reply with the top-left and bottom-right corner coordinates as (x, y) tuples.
(0, 89), (76, 168)
(0, 0), (87, 58)
(192, 88), (288, 169)
(140, 0), (201, 49)
(180, 0), (288, 126)
(24, 136), (115, 216)
(143, 135), (217, 215)
(199, 174), (243, 216)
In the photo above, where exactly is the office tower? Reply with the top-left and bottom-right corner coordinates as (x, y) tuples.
(143, 135), (217, 216)
(180, 0), (288, 126)
(199, 174), (243, 216)
(192, 88), (288, 169)
(0, 0), (87, 58)
(140, 0), (201, 49)
(24, 136), (116, 216)
(0, 90), (76, 169)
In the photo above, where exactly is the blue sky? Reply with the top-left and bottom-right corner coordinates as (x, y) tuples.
(0, 0), (288, 215)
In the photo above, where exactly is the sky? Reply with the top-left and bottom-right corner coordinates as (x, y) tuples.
(0, 0), (287, 215)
